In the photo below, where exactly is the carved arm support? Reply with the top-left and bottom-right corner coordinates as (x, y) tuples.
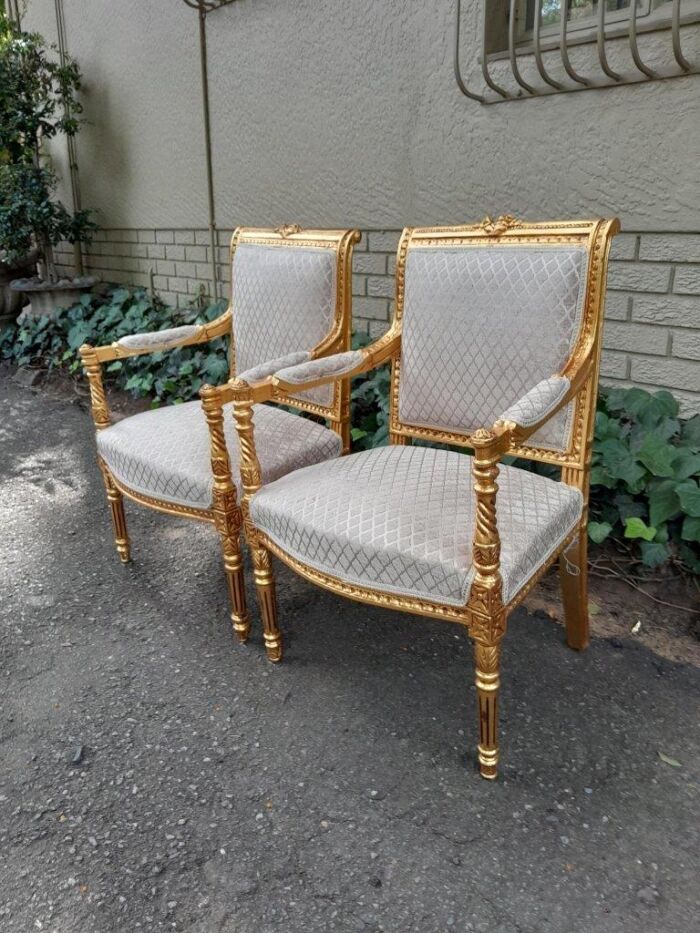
(88, 311), (231, 363)
(78, 311), (231, 428)
(466, 348), (596, 637)
(230, 328), (402, 526)
(494, 348), (595, 448)
(199, 382), (241, 534)
(268, 325), (402, 397)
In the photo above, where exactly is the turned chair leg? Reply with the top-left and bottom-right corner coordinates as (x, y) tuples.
(219, 532), (250, 644)
(473, 640), (502, 780)
(251, 543), (282, 662)
(559, 527), (589, 651)
(99, 464), (131, 563)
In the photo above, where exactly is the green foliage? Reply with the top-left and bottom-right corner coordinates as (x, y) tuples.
(0, 12), (84, 164)
(349, 331), (391, 449)
(0, 11), (95, 271)
(0, 163), (95, 265)
(589, 388), (699, 571)
(0, 286), (228, 405)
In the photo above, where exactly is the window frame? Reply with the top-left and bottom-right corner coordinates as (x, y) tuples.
(485, 0), (700, 59)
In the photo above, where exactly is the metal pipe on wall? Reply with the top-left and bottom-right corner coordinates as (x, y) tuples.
(183, 0), (240, 302)
(54, 0), (84, 276)
(7, 0), (22, 27)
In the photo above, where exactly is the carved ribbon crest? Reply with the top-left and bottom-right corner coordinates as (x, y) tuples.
(480, 215), (519, 236)
(275, 224), (302, 238)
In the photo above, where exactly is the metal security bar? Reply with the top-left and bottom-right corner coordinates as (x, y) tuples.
(455, 0), (700, 103)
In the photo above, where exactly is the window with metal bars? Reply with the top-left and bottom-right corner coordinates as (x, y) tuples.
(455, 0), (700, 102)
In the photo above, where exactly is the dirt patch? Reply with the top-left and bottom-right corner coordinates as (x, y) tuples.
(526, 553), (699, 666)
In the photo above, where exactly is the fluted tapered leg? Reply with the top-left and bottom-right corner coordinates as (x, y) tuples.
(559, 528), (589, 651)
(251, 544), (282, 662)
(99, 463), (130, 563)
(473, 640), (501, 780)
(220, 533), (250, 643)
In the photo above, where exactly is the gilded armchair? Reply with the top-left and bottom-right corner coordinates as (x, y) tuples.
(80, 226), (359, 644)
(232, 216), (619, 779)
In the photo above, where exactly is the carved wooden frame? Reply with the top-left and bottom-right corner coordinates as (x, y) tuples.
(233, 215), (620, 780)
(80, 225), (360, 645)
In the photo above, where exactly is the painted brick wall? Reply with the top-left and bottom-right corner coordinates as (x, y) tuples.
(54, 228), (700, 415)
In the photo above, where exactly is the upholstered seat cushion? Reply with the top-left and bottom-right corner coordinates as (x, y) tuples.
(97, 402), (342, 510)
(251, 446), (582, 606)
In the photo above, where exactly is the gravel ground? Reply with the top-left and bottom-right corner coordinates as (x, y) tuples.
(1, 376), (698, 933)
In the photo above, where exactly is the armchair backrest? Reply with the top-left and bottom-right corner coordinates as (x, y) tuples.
(229, 226), (358, 415)
(391, 218), (619, 466)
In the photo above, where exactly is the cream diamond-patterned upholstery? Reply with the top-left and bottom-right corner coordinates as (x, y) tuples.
(231, 243), (337, 408)
(274, 350), (364, 384)
(97, 402), (342, 510)
(117, 325), (203, 350)
(250, 446), (583, 606)
(398, 246), (588, 451)
(499, 376), (570, 428)
(238, 351), (309, 384)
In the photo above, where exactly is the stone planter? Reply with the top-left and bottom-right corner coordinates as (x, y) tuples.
(11, 275), (98, 319)
(0, 253), (38, 327)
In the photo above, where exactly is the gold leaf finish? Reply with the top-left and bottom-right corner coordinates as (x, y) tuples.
(82, 227), (359, 649)
(237, 216), (620, 781)
(480, 215), (519, 236)
(275, 223), (302, 238)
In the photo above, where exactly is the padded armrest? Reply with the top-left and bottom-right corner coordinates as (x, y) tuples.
(274, 350), (364, 385)
(498, 376), (570, 428)
(116, 324), (204, 352)
(238, 351), (310, 384)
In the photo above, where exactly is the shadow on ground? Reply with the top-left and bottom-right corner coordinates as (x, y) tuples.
(0, 377), (698, 933)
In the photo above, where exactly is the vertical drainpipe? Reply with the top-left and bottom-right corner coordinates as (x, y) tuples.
(54, 0), (85, 276)
(185, 0), (239, 302)
(197, 4), (220, 300)
(8, 0), (22, 27)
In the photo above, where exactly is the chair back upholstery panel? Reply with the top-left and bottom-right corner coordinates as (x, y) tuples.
(231, 242), (337, 408)
(397, 244), (589, 451)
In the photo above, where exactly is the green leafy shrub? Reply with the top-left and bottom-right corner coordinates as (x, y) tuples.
(0, 11), (96, 279)
(0, 286), (229, 404)
(589, 387), (699, 571)
(350, 331), (391, 449)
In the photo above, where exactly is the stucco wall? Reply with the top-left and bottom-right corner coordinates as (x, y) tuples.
(25, 0), (700, 410)
(25, 0), (700, 230)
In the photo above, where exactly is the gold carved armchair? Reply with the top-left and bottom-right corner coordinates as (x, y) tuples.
(80, 226), (359, 643)
(232, 217), (619, 779)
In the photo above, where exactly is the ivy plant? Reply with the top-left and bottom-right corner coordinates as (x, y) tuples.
(589, 387), (699, 571)
(0, 286), (228, 404)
